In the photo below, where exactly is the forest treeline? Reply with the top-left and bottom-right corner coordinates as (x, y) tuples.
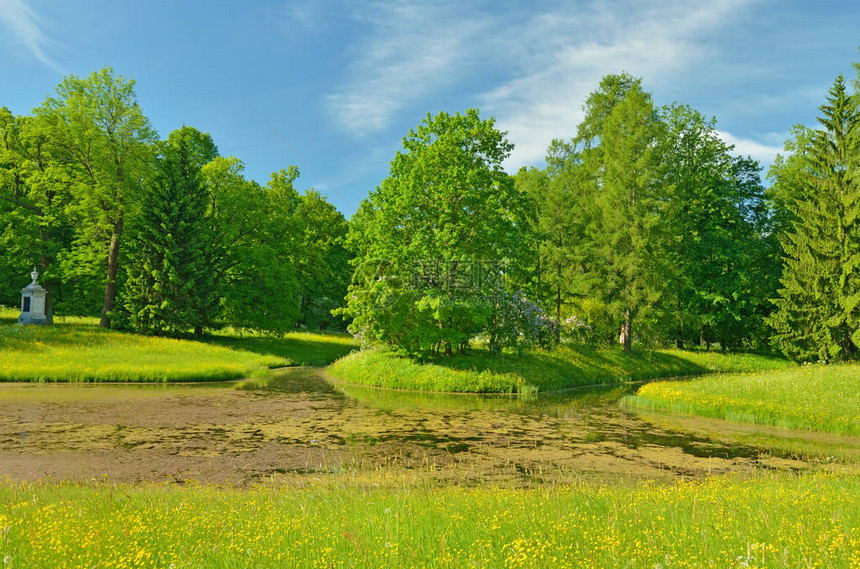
(340, 66), (860, 361)
(2, 63), (858, 361)
(0, 69), (350, 334)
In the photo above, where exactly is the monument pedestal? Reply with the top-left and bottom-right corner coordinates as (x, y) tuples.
(19, 268), (49, 325)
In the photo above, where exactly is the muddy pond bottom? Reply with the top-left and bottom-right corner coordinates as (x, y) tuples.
(0, 367), (848, 486)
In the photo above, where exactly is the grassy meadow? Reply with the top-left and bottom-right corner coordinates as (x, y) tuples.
(328, 345), (790, 393)
(0, 307), (355, 382)
(4, 307), (858, 569)
(624, 363), (860, 436)
(0, 472), (857, 569)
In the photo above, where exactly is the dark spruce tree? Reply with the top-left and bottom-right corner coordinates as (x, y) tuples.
(768, 75), (859, 361)
(120, 127), (218, 336)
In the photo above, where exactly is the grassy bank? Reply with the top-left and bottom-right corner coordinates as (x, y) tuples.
(624, 363), (860, 436)
(327, 345), (790, 393)
(1, 473), (857, 568)
(0, 308), (355, 382)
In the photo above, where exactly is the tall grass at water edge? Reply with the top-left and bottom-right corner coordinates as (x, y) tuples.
(0, 472), (857, 568)
(624, 363), (860, 436)
(328, 345), (791, 393)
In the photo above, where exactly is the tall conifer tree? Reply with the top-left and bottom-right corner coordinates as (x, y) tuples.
(577, 80), (664, 353)
(120, 127), (218, 336)
(769, 75), (859, 361)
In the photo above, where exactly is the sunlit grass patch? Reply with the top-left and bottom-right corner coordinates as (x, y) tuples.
(328, 345), (790, 393)
(624, 363), (860, 435)
(0, 323), (283, 382)
(0, 306), (357, 382)
(0, 472), (857, 568)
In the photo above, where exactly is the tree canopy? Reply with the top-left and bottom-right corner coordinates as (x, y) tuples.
(768, 75), (860, 361)
(341, 109), (530, 355)
(5, 62), (860, 359)
(0, 68), (350, 337)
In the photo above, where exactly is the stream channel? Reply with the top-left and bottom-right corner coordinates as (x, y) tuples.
(0, 366), (849, 486)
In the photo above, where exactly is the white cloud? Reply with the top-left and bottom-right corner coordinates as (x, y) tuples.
(479, 0), (760, 171)
(715, 130), (785, 165)
(282, 0), (339, 36)
(0, 0), (61, 71)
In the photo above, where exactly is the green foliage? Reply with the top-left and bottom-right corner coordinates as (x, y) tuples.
(625, 363), (860, 435)
(342, 109), (528, 355)
(582, 78), (665, 352)
(328, 344), (788, 394)
(768, 75), (860, 361)
(524, 74), (778, 352)
(514, 155), (585, 331)
(659, 104), (777, 350)
(120, 127), (219, 336)
(35, 68), (157, 327)
(294, 189), (351, 329)
(0, 108), (77, 314)
(3, 69), (346, 336)
(202, 159), (302, 332)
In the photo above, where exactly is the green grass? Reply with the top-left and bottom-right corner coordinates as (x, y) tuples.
(0, 472), (857, 568)
(623, 363), (860, 436)
(327, 345), (791, 393)
(0, 307), (356, 382)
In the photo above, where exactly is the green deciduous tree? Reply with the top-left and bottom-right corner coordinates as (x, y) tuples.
(768, 75), (860, 361)
(659, 104), (776, 350)
(294, 189), (351, 330)
(0, 108), (78, 315)
(35, 68), (156, 327)
(515, 143), (590, 341)
(342, 109), (527, 355)
(202, 159), (302, 332)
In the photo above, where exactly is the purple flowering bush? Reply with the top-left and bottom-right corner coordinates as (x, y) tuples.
(486, 292), (559, 353)
(562, 315), (594, 344)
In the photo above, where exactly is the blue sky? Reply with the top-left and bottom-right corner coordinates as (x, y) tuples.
(1, 0), (858, 217)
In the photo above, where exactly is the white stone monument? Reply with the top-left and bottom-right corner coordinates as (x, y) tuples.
(19, 267), (49, 325)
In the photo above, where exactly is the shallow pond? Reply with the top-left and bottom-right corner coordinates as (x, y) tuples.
(0, 367), (852, 486)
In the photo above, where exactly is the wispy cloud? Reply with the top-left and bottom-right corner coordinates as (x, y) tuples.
(328, 0), (766, 170)
(281, 0), (339, 36)
(326, 0), (492, 135)
(480, 0), (759, 170)
(0, 0), (61, 71)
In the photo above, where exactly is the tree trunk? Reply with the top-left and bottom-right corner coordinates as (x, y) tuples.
(622, 308), (632, 354)
(99, 217), (124, 328)
(38, 241), (54, 325)
(555, 284), (562, 343)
